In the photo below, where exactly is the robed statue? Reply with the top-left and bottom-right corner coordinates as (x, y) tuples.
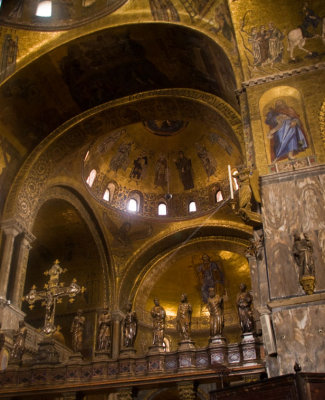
(151, 298), (166, 346)
(123, 303), (137, 348)
(176, 293), (192, 341)
(292, 232), (316, 294)
(11, 321), (27, 362)
(207, 287), (224, 337)
(71, 310), (85, 353)
(236, 283), (255, 333)
(292, 232), (315, 278)
(97, 309), (111, 352)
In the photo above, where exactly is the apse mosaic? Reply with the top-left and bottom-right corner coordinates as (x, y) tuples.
(82, 119), (242, 219)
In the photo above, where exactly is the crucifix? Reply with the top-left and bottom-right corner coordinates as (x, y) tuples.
(23, 260), (86, 335)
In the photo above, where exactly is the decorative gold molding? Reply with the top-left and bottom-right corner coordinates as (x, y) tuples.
(235, 62), (325, 95)
(320, 98), (325, 148)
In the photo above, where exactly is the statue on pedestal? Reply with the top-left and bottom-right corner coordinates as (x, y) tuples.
(71, 310), (85, 353)
(292, 232), (316, 294)
(10, 320), (27, 362)
(97, 309), (111, 352)
(236, 283), (255, 334)
(235, 166), (262, 227)
(207, 288), (224, 338)
(123, 303), (137, 348)
(151, 298), (166, 346)
(176, 293), (192, 341)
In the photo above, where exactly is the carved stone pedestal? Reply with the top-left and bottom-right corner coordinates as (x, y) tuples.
(178, 339), (195, 351)
(148, 344), (165, 354)
(147, 347), (165, 373)
(119, 355), (136, 376)
(178, 350), (196, 371)
(94, 350), (110, 360)
(8, 358), (21, 368)
(240, 333), (259, 364)
(208, 336), (227, 366)
(36, 339), (60, 364)
(300, 275), (315, 295)
(69, 352), (83, 363)
(120, 347), (136, 358)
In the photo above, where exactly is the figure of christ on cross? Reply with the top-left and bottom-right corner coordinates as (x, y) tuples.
(23, 260), (86, 335)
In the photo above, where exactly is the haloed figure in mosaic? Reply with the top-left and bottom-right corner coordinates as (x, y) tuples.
(265, 99), (308, 162)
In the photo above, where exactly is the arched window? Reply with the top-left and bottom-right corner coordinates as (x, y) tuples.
(158, 203), (167, 216)
(216, 190), (223, 202)
(86, 169), (96, 187)
(189, 201), (196, 213)
(103, 189), (110, 202)
(128, 198), (138, 213)
(36, 1), (52, 17)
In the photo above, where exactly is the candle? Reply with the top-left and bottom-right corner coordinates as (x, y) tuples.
(228, 165), (234, 199)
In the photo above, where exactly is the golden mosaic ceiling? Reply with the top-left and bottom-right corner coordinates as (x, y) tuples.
(83, 116), (243, 218)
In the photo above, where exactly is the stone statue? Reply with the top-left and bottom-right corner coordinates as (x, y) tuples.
(237, 166), (261, 210)
(97, 309), (111, 352)
(292, 232), (316, 294)
(235, 166), (262, 227)
(207, 287), (224, 337)
(71, 310), (85, 353)
(176, 293), (192, 341)
(123, 303), (137, 348)
(10, 321), (27, 362)
(151, 298), (166, 346)
(236, 283), (255, 333)
(293, 232), (315, 278)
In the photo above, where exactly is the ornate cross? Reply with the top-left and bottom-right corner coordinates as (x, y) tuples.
(23, 260), (86, 335)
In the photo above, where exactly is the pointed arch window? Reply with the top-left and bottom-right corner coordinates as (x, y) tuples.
(86, 169), (96, 187)
(36, 1), (52, 17)
(158, 203), (167, 216)
(189, 201), (196, 213)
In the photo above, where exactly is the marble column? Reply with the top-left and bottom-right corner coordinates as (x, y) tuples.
(246, 229), (269, 310)
(111, 311), (123, 359)
(0, 221), (22, 300)
(11, 231), (35, 307)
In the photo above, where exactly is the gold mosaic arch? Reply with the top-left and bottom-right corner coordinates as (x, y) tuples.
(3, 20), (242, 90)
(3, 88), (243, 226)
(118, 223), (252, 310)
(30, 185), (114, 308)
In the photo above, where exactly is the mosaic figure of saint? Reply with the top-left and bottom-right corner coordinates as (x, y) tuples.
(195, 143), (216, 178)
(109, 142), (132, 173)
(175, 151), (194, 190)
(196, 254), (224, 304)
(154, 155), (168, 189)
(265, 99), (308, 162)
